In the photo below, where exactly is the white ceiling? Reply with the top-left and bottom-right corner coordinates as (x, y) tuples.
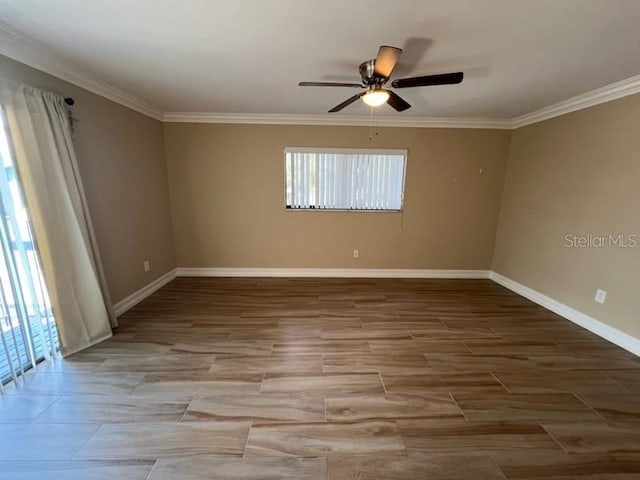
(1, 0), (640, 120)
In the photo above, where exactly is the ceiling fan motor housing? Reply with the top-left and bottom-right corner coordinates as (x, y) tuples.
(359, 60), (384, 86)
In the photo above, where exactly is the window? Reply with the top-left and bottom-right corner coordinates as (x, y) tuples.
(0, 107), (58, 390)
(285, 147), (407, 211)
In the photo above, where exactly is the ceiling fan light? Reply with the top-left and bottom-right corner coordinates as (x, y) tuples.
(362, 90), (390, 107)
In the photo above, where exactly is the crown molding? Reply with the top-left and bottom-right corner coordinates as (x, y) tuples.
(0, 22), (164, 120)
(3, 22), (640, 129)
(161, 111), (513, 129)
(512, 73), (640, 128)
(167, 74), (640, 128)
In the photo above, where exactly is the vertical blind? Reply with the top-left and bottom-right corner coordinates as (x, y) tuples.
(285, 148), (407, 211)
(0, 106), (58, 392)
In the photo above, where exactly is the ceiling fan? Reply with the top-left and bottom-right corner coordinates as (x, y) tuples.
(298, 45), (463, 113)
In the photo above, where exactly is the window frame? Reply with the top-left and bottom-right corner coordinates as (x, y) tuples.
(283, 147), (408, 213)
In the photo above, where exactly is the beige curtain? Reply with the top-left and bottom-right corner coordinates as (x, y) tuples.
(0, 79), (115, 356)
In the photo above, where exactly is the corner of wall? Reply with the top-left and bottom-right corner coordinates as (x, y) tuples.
(488, 128), (516, 272)
(159, 122), (178, 270)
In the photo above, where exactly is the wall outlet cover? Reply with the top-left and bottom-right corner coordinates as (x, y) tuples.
(594, 289), (607, 304)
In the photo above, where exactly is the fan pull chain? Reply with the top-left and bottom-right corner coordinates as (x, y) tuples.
(368, 107), (379, 140)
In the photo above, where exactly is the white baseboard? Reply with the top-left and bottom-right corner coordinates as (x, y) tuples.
(113, 268), (178, 317)
(175, 267), (491, 279)
(489, 271), (640, 356)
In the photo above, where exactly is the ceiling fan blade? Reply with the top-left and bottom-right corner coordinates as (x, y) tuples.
(328, 92), (366, 113)
(374, 45), (403, 79)
(391, 72), (464, 88)
(386, 91), (411, 112)
(299, 81), (364, 88)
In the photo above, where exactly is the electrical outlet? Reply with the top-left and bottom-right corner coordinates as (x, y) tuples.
(353, 249), (359, 258)
(594, 289), (607, 304)
(143, 260), (150, 272)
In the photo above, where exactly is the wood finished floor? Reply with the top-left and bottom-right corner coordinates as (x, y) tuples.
(2, 277), (640, 479)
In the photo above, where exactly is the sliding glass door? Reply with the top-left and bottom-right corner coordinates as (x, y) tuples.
(0, 107), (59, 391)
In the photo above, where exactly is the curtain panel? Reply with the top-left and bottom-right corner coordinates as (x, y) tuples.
(0, 79), (114, 356)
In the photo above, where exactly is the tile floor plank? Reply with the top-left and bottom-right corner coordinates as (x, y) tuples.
(328, 453), (506, 480)
(542, 421), (640, 454)
(397, 419), (563, 459)
(325, 393), (464, 421)
(33, 394), (188, 424)
(5, 372), (144, 396)
(183, 393), (324, 423)
(382, 372), (507, 394)
(76, 421), (252, 459)
(0, 424), (100, 460)
(604, 370), (640, 392)
(245, 421), (406, 457)
(322, 353), (430, 374)
(148, 456), (327, 480)
(97, 354), (218, 373)
(0, 460), (155, 480)
(496, 451), (640, 479)
(578, 393), (640, 420)
(208, 354), (323, 374)
(131, 372), (263, 398)
(495, 370), (629, 394)
(452, 392), (601, 421)
(0, 394), (60, 423)
(261, 372), (385, 394)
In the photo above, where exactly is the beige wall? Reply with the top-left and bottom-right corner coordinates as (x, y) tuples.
(164, 123), (511, 269)
(493, 94), (640, 338)
(0, 54), (176, 303)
